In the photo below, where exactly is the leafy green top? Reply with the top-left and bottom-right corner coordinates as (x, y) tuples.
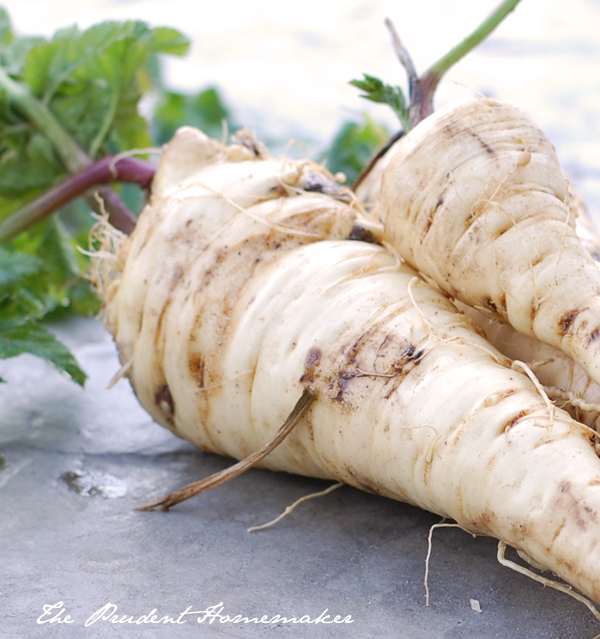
(349, 75), (409, 131)
(0, 11), (189, 216)
(0, 7), (189, 384)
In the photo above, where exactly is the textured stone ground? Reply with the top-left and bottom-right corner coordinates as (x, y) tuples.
(2, 320), (599, 638)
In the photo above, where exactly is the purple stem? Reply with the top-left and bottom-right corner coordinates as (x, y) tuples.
(0, 156), (156, 241)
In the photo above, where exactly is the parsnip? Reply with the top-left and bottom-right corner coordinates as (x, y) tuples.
(98, 126), (600, 607)
(356, 135), (600, 427)
(379, 97), (600, 389)
(457, 302), (600, 429)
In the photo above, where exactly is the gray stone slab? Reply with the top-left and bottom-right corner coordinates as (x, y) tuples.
(1, 318), (599, 638)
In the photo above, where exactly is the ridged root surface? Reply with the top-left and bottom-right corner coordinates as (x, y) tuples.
(379, 97), (600, 388)
(101, 126), (600, 606)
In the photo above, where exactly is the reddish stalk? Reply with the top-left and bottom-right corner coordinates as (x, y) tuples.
(0, 156), (155, 241)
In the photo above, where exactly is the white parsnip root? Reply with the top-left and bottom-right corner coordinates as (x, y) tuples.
(379, 97), (600, 390)
(97, 127), (600, 608)
(356, 112), (600, 430)
(458, 302), (600, 430)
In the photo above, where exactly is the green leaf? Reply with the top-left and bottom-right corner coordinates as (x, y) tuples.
(1, 218), (99, 318)
(0, 237), (88, 384)
(58, 277), (101, 318)
(0, 244), (41, 290)
(153, 86), (235, 144)
(194, 87), (230, 133)
(20, 40), (59, 97)
(149, 27), (190, 56)
(37, 216), (100, 317)
(0, 241), (50, 321)
(0, 317), (86, 385)
(0, 132), (62, 197)
(0, 9), (192, 385)
(37, 216), (79, 284)
(322, 115), (390, 185)
(2, 36), (45, 76)
(0, 11), (190, 202)
(0, 7), (11, 45)
(350, 74), (409, 130)
(18, 18), (189, 158)
(25, 21), (143, 102)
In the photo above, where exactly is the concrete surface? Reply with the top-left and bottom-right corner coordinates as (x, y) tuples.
(2, 318), (600, 638)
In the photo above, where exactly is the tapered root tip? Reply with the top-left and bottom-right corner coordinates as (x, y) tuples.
(135, 499), (172, 512)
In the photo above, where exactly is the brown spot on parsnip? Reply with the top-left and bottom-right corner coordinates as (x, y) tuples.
(348, 226), (382, 245)
(559, 310), (580, 335)
(411, 350), (425, 366)
(498, 293), (507, 313)
(268, 184), (289, 198)
(155, 298), (171, 348)
(398, 343), (423, 367)
(509, 521), (531, 543)
(300, 347), (322, 384)
(403, 344), (416, 359)
(334, 371), (357, 401)
(303, 180), (325, 193)
(189, 353), (205, 388)
(588, 327), (600, 345)
(483, 298), (498, 313)
(472, 131), (496, 156)
(551, 519), (566, 542)
(530, 302), (539, 324)
(155, 385), (175, 416)
(503, 408), (534, 432)
(472, 509), (497, 536)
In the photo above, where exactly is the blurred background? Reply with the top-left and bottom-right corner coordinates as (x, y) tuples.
(3, 0), (600, 208)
